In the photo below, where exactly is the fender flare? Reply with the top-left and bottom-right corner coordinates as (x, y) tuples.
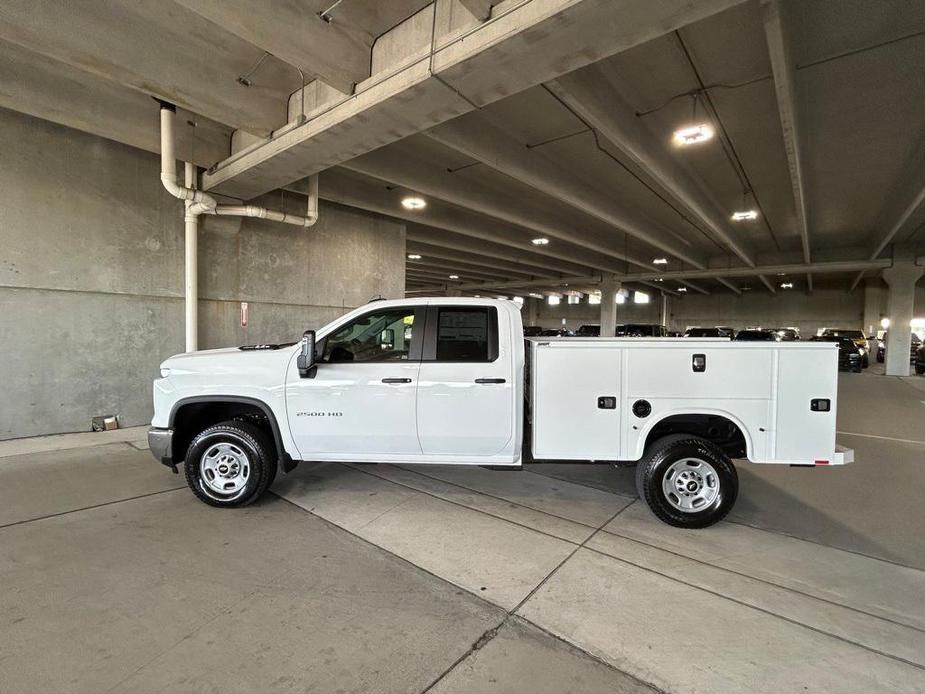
(635, 408), (754, 461)
(169, 395), (297, 472)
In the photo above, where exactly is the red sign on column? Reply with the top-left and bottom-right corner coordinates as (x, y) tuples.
(240, 301), (249, 327)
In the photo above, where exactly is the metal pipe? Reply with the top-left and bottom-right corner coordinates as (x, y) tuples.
(158, 103), (320, 350)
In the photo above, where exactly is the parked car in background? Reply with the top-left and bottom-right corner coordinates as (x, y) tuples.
(575, 324), (600, 337)
(615, 323), (668, 337)
(822, 329), (869, 353)
(684, 327), (728, 338)
(716, 326), (735, 337)
(774, 328), (799, 342)
(539, 328), (574, 337)
(916, 342), (925, 375)
(877, 332), (922, 364)
(734, 329), (779, 342)
(811, 335), (863, 372)
(522, 326), (544, 337)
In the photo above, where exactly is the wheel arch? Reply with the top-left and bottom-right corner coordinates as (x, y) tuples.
(636, 409), (753, 461)
(169, 395), (295, 472)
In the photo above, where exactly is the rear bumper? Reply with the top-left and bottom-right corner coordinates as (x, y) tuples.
(147, 427), (174, 466)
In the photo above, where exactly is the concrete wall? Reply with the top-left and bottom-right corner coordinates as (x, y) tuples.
(0, 107), (404, 439)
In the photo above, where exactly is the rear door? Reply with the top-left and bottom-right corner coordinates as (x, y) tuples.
(416, 305), (514, 457)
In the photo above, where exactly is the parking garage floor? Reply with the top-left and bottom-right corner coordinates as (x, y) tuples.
(2, 372), (924, 693)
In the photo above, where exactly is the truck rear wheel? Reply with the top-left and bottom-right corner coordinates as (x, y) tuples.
(184, 420), (277, 508)
(635, 434), (738, 528)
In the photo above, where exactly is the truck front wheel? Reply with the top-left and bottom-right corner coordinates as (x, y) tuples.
(184, 420), (277, 508)
(635, 435), (738, 528)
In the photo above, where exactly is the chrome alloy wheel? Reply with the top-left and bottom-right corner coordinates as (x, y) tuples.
(661, 457), (720, 513)
(199, 442), (251, 501)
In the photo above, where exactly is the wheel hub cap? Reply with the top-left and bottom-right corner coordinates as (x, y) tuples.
(662, 458), (720, 513)
(199, 442), (250, 501)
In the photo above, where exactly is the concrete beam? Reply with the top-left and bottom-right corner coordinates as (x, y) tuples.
(677, 280), (710, 296)
(407, 260), (512, 282)
(717, 278), (743, 295)
(758, 275), (777, 294)
(341, 146), (654, 270)
(310, 168), (614, 274)
(0, 39), (231, 167)
(0, 0), (295, 134)
(426, 113), (708, 268)
(408, 256), (535, 280)
(762, 0), (812, 275)
(547, 68), (756, 267)
(850, 186), (925, 291)
(459, 0), (494, 21)
(202, 0), (748, 197)
(405, 239), (558, 278)
(173, 0), (429, 95)
(303, 170), (591, 275)
(410, 259), (892, 294)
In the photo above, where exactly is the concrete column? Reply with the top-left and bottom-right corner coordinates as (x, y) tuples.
(526, 297), (539, 327)
(882, 249), (923, 376)
(600, 275), (621, 337)
(660, 292), (669, 328)
(862, 278), (884, 338)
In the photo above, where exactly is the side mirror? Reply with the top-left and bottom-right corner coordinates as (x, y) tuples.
(297, 330), (316, 378)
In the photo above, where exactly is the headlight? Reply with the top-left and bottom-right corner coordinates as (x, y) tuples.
(160, 367), (172, 378)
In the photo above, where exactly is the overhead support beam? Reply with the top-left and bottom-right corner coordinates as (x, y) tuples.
(425, 114), (708, 268)
(850, 186), (925, 291)
(758, 275), (777, 294)
(677, 280), (710, 296)
(547, 68), (756, 267)
(341, 150), (653, 270)
(172, 1), (429, 95)
(459, 0), (494, 20)
(298, 173), (591, 274)
(762, 0), (812, 292)
(408, 256), (535, 280)
(406, 239), (558, 278)
(717, 278), (743, 296)
(308, 168), (615, 274)
(0, 39), (232, 167)
(409, 259), (889, 294)
(202, 0), (748, 198)
(641, 282), (682, 298)
(0, 0), (296, 134)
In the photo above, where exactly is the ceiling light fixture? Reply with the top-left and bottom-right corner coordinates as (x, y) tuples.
(531, 237), (549, 246)
(672, 123), (715, 146)
(529, 292), (544, 299)
(401, 196), (426, 210)
(407, 253), (421, 260)
(731, 210), (759, 221)
(672, 93), (715, 147)
(678, 287), (687, 292)
(448, 274), (459, 280)
(652, 257), (668, 265)
(780, 282), (794, 289)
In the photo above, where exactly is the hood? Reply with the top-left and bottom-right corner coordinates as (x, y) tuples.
(161, 344), (298, 377)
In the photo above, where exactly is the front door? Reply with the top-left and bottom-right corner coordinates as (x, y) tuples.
(416, 305), (514, 457)
(286, 305), (424, 458)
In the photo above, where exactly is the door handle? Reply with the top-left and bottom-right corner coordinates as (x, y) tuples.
(474, 378), (506, 384)
(381, 377), (412, 384)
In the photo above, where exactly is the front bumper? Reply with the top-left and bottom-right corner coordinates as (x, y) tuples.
(148, 427), (174, 467)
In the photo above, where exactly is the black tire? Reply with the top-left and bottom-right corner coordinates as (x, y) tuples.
(852, 362), (862, 373)
(635, 434), (738, 529)
(184, 420), (277, 508)
(877, 353), (884, 363)
(916, 364), (925, 375)
(862, 355), (869, 369)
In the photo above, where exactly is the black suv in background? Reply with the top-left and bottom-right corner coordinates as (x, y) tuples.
(811, 335), (863, 372)
(575, 325), (601, 337)
(684, 327), (729, 338)
(916, 341), (925, 375)
(615, 324), (668, 337)
(734, 329), (779, 342)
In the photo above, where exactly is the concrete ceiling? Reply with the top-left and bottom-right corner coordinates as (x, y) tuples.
(0, 0), (923, 297)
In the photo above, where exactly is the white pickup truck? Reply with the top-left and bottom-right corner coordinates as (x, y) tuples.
(148, 298), (853, 528)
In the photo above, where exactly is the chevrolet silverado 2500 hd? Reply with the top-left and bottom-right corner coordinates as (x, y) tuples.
(148, 298), (853, 528)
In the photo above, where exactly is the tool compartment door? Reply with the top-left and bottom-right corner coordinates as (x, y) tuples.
(532, 344), (621, 460)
